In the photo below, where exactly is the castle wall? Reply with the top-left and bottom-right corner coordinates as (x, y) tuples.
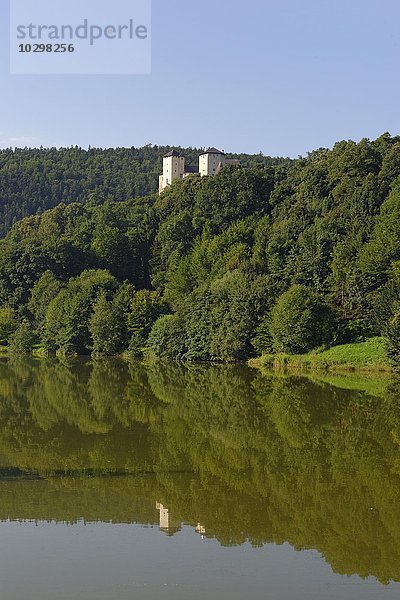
(160, 150), (238, 194)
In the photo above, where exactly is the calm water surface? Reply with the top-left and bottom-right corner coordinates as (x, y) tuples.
(0, 358), (399, 599)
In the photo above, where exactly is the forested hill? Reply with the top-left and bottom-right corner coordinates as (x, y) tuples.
(2, 132), (400, 362)
(0, 145), (290, 237)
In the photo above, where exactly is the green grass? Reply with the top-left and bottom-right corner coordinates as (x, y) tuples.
(249, 337), (391, 373)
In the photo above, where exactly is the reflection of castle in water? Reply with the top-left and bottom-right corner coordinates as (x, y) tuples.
(155, 502), (181, 535)
(156, 502), (206, 539)
(195, 523), (206, 539)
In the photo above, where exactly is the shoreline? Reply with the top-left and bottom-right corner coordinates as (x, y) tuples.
(248, 338), (392, 374)
(0, 337), (394, 375)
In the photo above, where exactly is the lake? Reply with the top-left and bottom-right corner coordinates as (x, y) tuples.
(0, 357), (399, 599)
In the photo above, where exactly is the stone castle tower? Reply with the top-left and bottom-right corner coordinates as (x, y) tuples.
(159, 150), (185, 192)
(198, 147), (226, 177)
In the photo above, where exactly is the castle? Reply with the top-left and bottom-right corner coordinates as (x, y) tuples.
(159, 147), (240, 194)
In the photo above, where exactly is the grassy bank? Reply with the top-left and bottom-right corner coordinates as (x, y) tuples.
(249, 337), (392, 373)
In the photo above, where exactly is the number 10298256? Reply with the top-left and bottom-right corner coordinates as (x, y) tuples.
(18, 43), (75, 53)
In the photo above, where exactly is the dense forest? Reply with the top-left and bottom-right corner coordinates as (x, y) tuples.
(0, 359), (400, 583)
(1, 133), (400, 361)
(0, 145), (288, 236)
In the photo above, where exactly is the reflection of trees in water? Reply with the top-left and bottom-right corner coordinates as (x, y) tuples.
(0, 358), (399, 583)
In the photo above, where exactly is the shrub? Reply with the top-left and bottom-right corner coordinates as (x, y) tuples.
(269, 284), (336, 354)
(147, 314), (186, 360)
(386, 311), (400, 369)
(0, 307), (18, 345)
(89, 294), (126, 356)
(8, 321), (35, 355)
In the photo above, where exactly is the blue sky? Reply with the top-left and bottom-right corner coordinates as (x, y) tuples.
(1, 0), (400, 156)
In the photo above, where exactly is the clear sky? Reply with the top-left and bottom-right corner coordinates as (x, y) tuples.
(1, 0), (400, 156)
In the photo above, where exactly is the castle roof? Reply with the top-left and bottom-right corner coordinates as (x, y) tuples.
(202, 147), (225, 156)
(164, 150), (181, 158)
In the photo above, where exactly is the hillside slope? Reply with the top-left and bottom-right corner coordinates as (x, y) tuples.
(0, 145), (289, 236)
